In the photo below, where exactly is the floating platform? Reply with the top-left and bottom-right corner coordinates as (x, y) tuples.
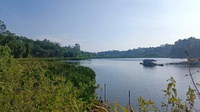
(140, 59), (164, 67)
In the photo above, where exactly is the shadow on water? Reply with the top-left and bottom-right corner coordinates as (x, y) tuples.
(63, 60), (81, 65)
(64, 60), (92, 66)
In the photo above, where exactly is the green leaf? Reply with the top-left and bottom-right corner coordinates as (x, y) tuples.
(117, 103), (128, 112)
(172, 88), (177, 97)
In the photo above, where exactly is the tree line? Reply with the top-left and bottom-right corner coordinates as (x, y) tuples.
(0, 20), (91, 58)
(94, 37), (200, 58)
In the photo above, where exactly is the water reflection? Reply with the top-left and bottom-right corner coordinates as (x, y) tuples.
(64, 60), (81, 65)
(64, 59), (92, 66)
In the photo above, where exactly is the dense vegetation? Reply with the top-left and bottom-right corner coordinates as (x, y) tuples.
(0, 20), (92, 58)
(94, 37), (200, 58)
(0, 45), (98, 111)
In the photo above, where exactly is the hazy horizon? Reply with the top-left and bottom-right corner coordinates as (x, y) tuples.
(1, 0), (200, 52)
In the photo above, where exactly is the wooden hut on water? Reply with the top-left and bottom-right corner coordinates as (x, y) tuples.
(140, 59), (163, 67)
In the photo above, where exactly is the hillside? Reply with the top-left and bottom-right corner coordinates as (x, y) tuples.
(94, 37), (200, 58)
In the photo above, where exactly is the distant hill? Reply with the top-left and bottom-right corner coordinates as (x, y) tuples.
(94, 37), (200, 58)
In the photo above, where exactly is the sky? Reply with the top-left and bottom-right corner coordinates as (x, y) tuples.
(0, 0), (200, 52)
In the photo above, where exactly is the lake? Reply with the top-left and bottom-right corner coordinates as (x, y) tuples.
(66, 58), (200, 110)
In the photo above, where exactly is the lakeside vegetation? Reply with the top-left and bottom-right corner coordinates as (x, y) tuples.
(0, 45), (98, 111)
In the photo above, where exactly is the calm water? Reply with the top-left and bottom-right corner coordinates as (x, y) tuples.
(66, 58), (200, 110)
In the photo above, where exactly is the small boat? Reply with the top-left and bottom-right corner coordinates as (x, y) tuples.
(140, 59), (164, 67)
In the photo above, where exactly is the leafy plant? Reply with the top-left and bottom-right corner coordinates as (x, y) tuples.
(0, 45), (97, 111)
(162, 77), (185, 111)
(138, 96), (158, 112)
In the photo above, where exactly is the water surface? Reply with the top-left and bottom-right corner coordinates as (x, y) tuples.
(66, 58), (200, 110)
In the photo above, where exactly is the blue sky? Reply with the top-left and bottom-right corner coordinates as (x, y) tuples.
(1, 0), (200, 52)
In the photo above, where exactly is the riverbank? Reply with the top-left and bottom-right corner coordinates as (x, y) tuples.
(0, 49), (98, 111)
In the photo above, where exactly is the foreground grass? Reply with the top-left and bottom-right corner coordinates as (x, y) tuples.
(0, 46), (98, 111)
